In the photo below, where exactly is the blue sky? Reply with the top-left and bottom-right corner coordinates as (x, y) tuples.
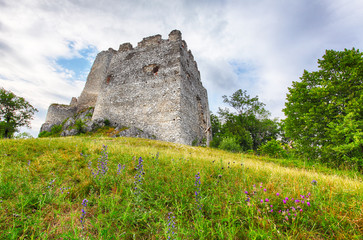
(0, 0), (363, 137)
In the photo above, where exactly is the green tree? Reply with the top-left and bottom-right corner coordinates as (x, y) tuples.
(283, 48), (363, 170)
(212, 89), (279, 151)
(0, 88), (38, 138)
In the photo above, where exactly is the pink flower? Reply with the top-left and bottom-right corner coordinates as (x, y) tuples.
(300, 209), (303, 212)
(263, 188), (267, 192)
(265, 198), (269, 202)
(260, 199), (263, 203)
(283, 200), (286, 204)
(307, 202), (310, 206)
(276, 192), (280, 196)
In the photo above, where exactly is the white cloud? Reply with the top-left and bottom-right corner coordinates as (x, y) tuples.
(1, 0), (362, 137)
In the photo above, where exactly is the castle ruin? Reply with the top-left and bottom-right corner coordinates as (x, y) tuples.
(40, 30), (211, 145)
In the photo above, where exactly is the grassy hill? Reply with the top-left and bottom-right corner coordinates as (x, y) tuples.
(0, 136), (362, 239)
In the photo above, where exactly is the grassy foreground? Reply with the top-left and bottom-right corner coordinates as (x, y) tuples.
(0, 137), (362, 239)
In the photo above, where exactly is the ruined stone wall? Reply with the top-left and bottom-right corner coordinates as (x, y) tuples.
(76, 50), (115, 112)
(92, 31), (184, 143)
(41, 30), (211, 145)
(44, 103), (77, 126)
(178, 41), (211, 145)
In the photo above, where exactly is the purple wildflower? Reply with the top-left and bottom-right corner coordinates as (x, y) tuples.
(194, 172), (202, 210)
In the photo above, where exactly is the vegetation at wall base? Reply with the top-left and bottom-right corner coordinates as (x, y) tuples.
(0, 136), (361, 239)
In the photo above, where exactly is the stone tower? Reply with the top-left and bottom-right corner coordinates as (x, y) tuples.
(41, 30), (211, 145)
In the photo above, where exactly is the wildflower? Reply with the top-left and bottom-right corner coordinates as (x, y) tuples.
(244, 191), (248, 194)
(166, 212), (177, 239)
(263, 188), (267, 192)
(283, 199), (287, 204)
(311, 180), (317, 185)
(82, 199), (88, 207)
(194, 172), (202, 210)
(80, 199), (88, 229)
(133, 157), (144, 196)
(276, 192), (279, 196)
(270, 209), (273, 213)
(295, 199), (300, 203)
(285, 197), (289, 201)
(307, 202), (310, 206)
(117, 164), (125, 174)
(265, 198), (269, 202)
(260, 199), (263, 203)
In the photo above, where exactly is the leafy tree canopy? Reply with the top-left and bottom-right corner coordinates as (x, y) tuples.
(0, 88), (38, 138)
(212, 89), (279, 151)
(283, 48), (363, 170)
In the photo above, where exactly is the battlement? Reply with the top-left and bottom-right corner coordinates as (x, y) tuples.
(41, 30), (211, 145)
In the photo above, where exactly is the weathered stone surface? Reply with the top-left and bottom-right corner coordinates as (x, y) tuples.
(40, 122), (53, 132)
(113, 126), (155, 139)
(60, 129), (79, 137)
(40, 30), (212, 145)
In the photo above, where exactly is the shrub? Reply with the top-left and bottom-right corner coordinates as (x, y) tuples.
(74, 119), (86, 133)
(218, 136), (241, 152)
(38, 124), (62, 138)
(104, 119), (111, 126)
(258, 139), (287, 158)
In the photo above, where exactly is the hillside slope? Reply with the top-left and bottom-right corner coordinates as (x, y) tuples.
(0, 137), (362, 239)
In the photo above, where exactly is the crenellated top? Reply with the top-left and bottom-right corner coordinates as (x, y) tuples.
(116, 30), (183, 53)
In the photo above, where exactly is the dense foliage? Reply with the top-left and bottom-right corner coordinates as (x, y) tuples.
(0, 88), (37, 138)
(283, 48), (363, 171)
(211, 89), (280, 152)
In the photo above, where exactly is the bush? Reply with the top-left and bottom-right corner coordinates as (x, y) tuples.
(218, 136), (241, 152)
(38, 124), (62, 138)
(258, 139), (287, 158)
(74, 119), (86, 133)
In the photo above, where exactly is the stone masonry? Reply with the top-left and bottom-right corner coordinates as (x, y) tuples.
(40, 30), (212, 145)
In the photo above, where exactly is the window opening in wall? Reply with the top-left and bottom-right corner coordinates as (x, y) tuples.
(152, 66), (159, 75)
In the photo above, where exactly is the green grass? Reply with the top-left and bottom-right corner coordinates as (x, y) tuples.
(0, 136), (362, 239)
